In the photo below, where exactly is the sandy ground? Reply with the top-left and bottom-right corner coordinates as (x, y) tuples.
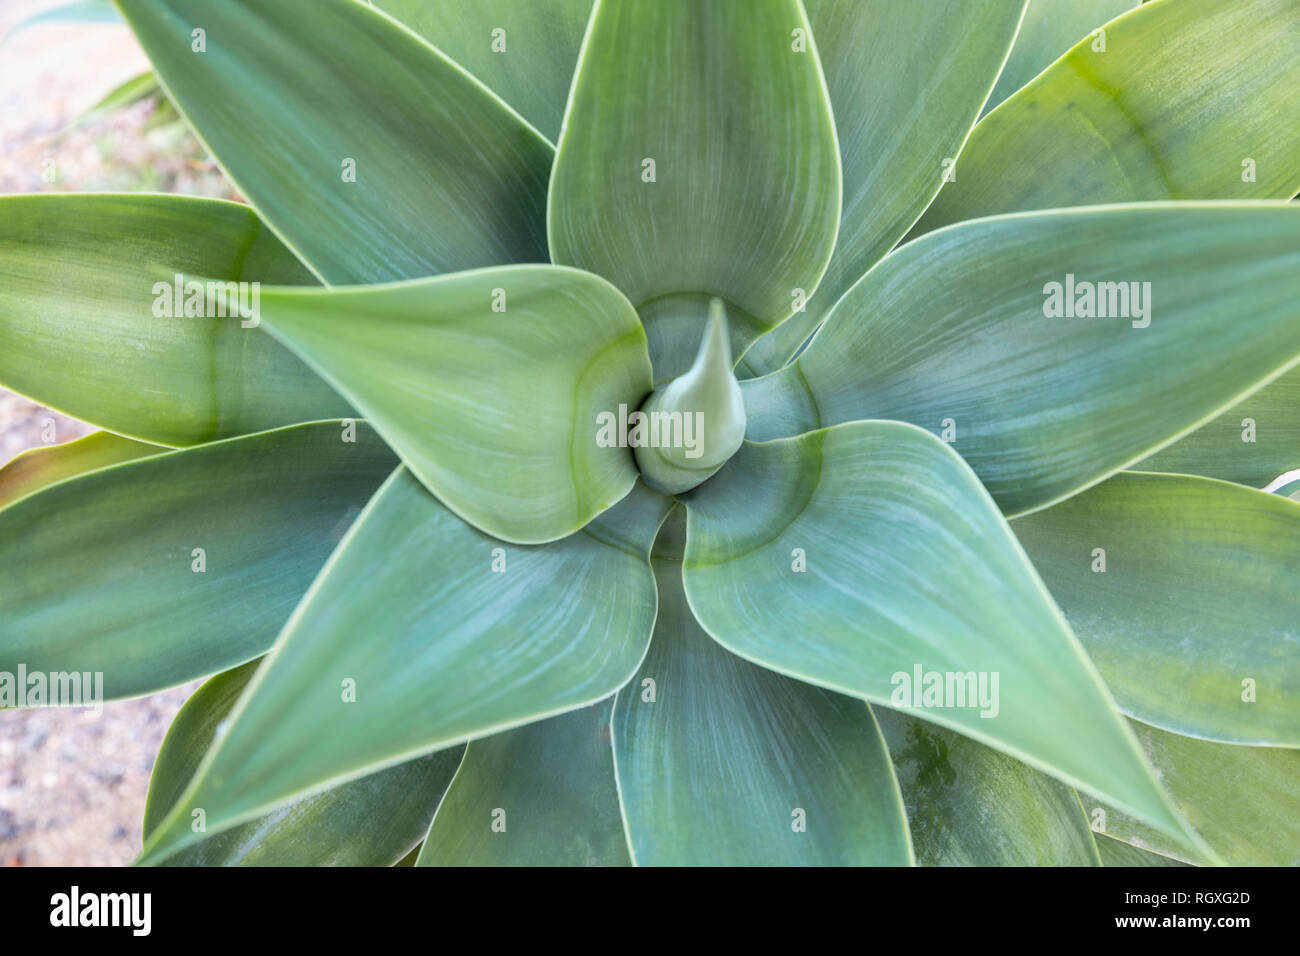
(1, 0), (235, 866)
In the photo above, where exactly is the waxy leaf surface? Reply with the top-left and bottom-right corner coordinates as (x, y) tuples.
(613, 510), (913, 866)
(137, 472), (669, 863)
(0, 422), (395, 701)
(418, 699), (628, 867)
(1014, 472), (1300, 746)
(744, 204), (1300, 516)
(256, 265), (652, 543)
(549, 0), (840, 381)
(875, 706), (1099, 866)
(117, 0), (552, 283)
(912, 0), (1300, 234)
(741, 0), (1026, 375)
(682, 421), (1188, 839)
(0, 194), (347, 445)
(144, 661), (463, 866)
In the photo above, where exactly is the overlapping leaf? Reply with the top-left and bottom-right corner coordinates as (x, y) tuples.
(1081, 722), (1300, 866)
(255, 265), (652, 543)
(1135, 366), (1300, 487)
(418, 699), (628, 867)
(982, 0), (1136, 117)
(681, 421), (1190, 840)
(613, 509), (913, 866)
(0, 422), (395, 701)
(1095, 833), (1191, 868)
(549, 0), (840, 381)
(912, 0), (1300, 234)
(376, 0), (590, 143)
(0, 194), (348, 445)
(874, 706), (1099, 865)
(740, 0), (1027, 376)
(744, 204), (1300, 516)
(136, 473), (670, 863)
(1014, 472), (1300, 746)
(0, 431), (163, 510)
(116, 0), (552, 283)
(143, 661), (463, 866)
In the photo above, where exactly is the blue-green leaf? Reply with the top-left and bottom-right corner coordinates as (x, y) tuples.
(418, 699), (628, 867)
(0, 422), (395, 702)
(681, 420), (1194, 843)
(136, 473), (670, 864)
(255, 265), (652, 544)
(144, 661), (464, 866)
(912, 0), (1300, 234)
(1134, 366), (1300, 487)
(116, 0), (552, 283)
(740, 0), (1027, 376)
(1014, 472), (1300, 746)
(612, 509), (913, 866)
(982, 0), (1137, 117)
(549, 0), (841, 382)
(875, 706), (1100, 865)
(1095, 833), (1192, 868)
(745, 203), (1300, 517)
(0, 194), (349, 445)
(1082, 722), (1299, 866)
(376, 0), (590, 143)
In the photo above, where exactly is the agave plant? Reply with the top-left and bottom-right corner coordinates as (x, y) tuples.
(1, 0), (1298, 867)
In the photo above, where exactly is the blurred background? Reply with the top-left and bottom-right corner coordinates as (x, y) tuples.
(0, 0), (237, 865)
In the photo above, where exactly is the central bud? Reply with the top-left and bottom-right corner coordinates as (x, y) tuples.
(633, 298), (747, 495)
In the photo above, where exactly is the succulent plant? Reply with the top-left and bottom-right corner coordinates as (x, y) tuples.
(2, 0), (1298, 867)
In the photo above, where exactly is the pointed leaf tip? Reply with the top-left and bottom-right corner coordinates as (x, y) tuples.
(635, 300), (746, 494)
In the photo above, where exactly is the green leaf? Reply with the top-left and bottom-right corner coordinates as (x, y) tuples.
(0, 421), (395, 702)
(613, 508), (913, 866)
(143, 660), (464, 866)
(376, 0), (590, 144)
(1095, 833), (1192, 868)
(1082, 722), (1300, 866)
(1014, 472), (1300, 746)
(0, 431), (164, 510)
(912, 0), (1300, 234)
(115, 0), (552, 284)
(982, 0), (1137, 117)
(0, 194), (350, 446)
(739, 0), (1027, 376)
(874, 706), (1100, 866)
(744, 203), (1300, 517)
(136, 472), (671, 864)
(417, 699), (628, 867)
(60, 70), (162, 133)
(1134, 366), (1300, 487)
(394, 844), (422, 867)
(548, 0), (841, 382)
(681, 420), (1192, 842)
(256, 265), (652, 543)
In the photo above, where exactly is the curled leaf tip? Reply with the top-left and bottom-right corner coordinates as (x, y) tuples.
(634, 298), (747, 495)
